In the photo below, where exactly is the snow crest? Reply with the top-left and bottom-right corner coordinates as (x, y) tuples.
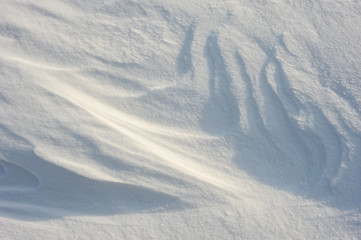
(1, 0), (361, 239)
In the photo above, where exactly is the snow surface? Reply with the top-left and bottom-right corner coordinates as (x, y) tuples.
(1, 0), (361, 239)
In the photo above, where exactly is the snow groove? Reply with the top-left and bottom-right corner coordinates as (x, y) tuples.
(1, 0), (361, 238)
(176, 23), (195, 78)
(307, 106), (343, 197)
(233, 43), (347, 197)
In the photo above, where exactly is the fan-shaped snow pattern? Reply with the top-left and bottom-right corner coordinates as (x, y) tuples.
(1, 0), (361, 239)
(233, 48), (343, 197)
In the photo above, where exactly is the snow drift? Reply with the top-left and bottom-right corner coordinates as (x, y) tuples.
(1, 0), (361, 239)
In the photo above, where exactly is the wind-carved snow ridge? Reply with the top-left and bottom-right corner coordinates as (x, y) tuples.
(1, 0), (361, 238)
(200, 32), (240, 136)
(36, 79), (242, 194)
(233, 49), (310, 193)
(0, 125), (183, 220)
(230, 39), (361, 208)
(0, 159), (39, 191)
(0, 126), (39, 192)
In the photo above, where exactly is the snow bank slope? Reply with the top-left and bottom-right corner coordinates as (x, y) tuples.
(1, 0), (361, 239)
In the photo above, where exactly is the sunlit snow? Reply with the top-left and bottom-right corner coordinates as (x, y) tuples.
(1, 0), (361, 239)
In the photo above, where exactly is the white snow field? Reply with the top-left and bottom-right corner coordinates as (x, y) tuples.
(1, 0), (361, 239)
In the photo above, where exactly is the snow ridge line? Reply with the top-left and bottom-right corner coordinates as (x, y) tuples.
(36, 79), (241, 194)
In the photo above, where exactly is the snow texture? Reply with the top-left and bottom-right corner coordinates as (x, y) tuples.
(1, 0), (361, 239)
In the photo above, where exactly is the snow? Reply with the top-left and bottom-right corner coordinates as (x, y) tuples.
(1, 0), (361, 239)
